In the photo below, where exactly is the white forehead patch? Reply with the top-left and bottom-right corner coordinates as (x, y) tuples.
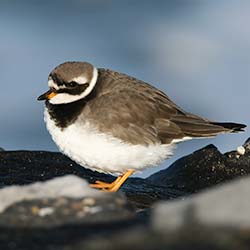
(48, 79), (59, 90)
(71, 76), (88, 85)
(49, 67), (98, 105)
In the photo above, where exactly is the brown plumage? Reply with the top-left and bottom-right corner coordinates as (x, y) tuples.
(76, 68), (245, 145)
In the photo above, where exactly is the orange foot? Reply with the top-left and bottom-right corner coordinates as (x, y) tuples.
(90, 170), (134, 192)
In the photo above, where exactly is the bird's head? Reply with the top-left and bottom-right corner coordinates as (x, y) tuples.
(37, 61), (98, 104)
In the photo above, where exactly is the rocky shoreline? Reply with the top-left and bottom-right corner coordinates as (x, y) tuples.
(0, 138), (250, 249)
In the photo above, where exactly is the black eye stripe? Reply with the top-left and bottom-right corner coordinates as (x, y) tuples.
(65, 81), (78, 88)
(49, 73), (90, 95)
(57, 83), (89, 95)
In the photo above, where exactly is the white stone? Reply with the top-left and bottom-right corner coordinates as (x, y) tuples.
(153, 177), (250, 231)
(0, 175), (102, 213)
(237, 146), (245, 155)
(38, 207), (54, 217)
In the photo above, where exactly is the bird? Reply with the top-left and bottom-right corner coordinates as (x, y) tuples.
(38, 61), (246, 192)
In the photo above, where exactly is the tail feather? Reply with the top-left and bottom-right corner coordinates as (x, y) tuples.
(210, 122), (246, 133)
(171, 113), (246, 138)
(173, 119), (246, 138)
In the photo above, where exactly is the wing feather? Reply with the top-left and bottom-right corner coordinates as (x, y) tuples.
(82, 69), (238, 145)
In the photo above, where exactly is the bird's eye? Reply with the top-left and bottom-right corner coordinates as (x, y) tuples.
(67, 81), (78, 88)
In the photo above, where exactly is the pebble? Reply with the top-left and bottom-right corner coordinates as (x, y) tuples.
(38, 207), (54, 217)
(237, 146), (245, 156)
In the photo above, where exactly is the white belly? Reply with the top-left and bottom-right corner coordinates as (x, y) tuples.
(44, 109), (176, 175)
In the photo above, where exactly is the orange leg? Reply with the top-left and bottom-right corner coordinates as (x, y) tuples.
(90, 170), (134, 192)
(90, 176), (122, 189)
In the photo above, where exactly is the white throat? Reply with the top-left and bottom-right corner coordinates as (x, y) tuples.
(49, 67), (98, 105)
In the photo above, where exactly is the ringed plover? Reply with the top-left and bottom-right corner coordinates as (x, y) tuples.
(38, 62), (246, 192)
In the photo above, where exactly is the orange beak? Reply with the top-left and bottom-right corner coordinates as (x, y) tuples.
(37, 89), (57, 101)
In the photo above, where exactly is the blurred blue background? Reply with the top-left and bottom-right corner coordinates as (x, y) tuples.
(1, 0), (249, 177)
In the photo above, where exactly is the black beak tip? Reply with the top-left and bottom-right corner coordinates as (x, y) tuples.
(37, 96), (43, 101)
(37, 94), (46, 101)
(37, 90), (51, 101)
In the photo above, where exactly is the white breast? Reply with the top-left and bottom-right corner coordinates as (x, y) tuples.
(44, 109), (176, 175)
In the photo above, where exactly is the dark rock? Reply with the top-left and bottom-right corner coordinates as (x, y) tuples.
(70, 223), (250, 250)
(0, 150), (184, 208)
(1, 196), (135, 228)
(0, 138), (250, 249)
(0, 176), (142, 250)
(1, 139), (250, 207)
(2, 176), (250, 250)
(0, 150), (109, 187)
(148, 139), (250, 194)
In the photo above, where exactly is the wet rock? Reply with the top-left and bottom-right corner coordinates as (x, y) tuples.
(3, 176), (249, 250)
(0, 176), (138, 250)
(0, 150), (109, 187)
(0, 150), (183, 208)
(0, 138), (250, 249)
(0, 175), (135, 226)
(73, 222), (250, 250)
(1, 139), (250, 208)
(148, 138), (250, 194)
(1, 195), (134, 227)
